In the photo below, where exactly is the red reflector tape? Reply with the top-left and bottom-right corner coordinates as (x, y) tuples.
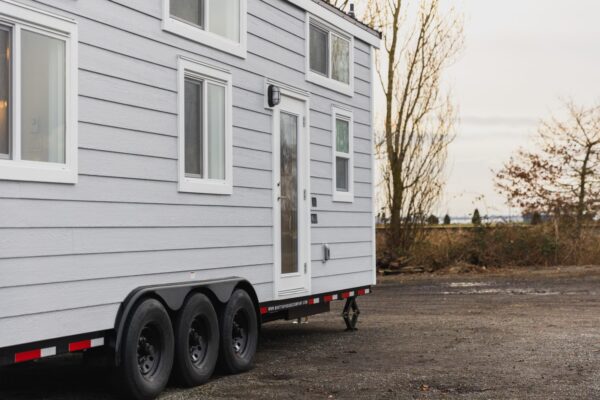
(69, 340), (92, 352)
(323, 295), (333, 302)
(342, 292), (351, 299)
(357, 289), (366, 296)
(260, 307), (268, 315)
(14, 349), (41, 363)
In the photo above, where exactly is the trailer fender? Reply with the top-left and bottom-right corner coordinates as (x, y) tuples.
(112, 277), (255, 365)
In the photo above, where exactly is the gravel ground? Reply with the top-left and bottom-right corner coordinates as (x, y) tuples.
(2, 265), (600, 399)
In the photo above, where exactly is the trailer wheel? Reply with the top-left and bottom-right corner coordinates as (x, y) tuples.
(117, 298), (174, 400)
(172, 293), (219, 387)
(219, 289), (258, 374)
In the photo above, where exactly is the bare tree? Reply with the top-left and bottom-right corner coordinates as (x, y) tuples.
(368, 0), (463, 259)
(327, 0), (351, 11)
(496, 102), (600, 237)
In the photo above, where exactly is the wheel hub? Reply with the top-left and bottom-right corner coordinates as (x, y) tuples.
(232, 310), (249, 354)
(137, 326), (161, 377)
(189, 317), (209, 366)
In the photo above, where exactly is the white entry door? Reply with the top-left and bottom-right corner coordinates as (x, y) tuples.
(273, 93), (310, 298)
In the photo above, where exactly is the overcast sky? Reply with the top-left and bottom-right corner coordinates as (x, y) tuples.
(440, 0), (600, 217)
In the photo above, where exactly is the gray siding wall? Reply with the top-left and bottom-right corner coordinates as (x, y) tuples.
(0, 0), (374, 348)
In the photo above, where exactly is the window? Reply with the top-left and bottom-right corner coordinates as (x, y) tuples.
(163, 0), (247, 58)
(332, 107), (353, 202)
(178, 57), (232, 194)
(307, 18), (354, 96)
(0, 2), (77, 184)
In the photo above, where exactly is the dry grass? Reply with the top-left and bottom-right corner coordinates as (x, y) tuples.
(378, 224), (600, 271)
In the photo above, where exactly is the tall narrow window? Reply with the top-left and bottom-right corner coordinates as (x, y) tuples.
(0, 27), (10, 158)
(163, 0), (247, 58)
(0, 2), (78, 184)
(21, 30), (66, 164)
(307, 18), (353, 96)
(332, 107), (354, 202)
(178, 58), (232, 194)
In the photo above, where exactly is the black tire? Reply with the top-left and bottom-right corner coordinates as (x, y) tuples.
(172, 293), (220, 387)
(218, 289), (258, 374)
(116, 298), (174, 400)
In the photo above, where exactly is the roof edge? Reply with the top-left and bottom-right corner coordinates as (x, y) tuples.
(285, 0), (381, 48)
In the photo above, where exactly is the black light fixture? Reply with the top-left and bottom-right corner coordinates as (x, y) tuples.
(267, 84), (281, 107)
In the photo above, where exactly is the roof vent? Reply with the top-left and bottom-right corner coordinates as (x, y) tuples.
(348, 3), (356, 18)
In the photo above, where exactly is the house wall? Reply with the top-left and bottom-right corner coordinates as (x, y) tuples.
(0, 0), (375, 348)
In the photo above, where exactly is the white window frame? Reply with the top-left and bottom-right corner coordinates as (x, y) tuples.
(0, 0), (78, 184)
(177, 57), (233, 195)
(162, 0), (247, 59)
(332, 106), (354, 202)
(306, 16), (354, 97)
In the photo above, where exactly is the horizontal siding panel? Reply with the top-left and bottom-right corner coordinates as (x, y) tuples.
(0, 304), (120, 348)
(311, 241), (372, 262)
(0, 227), (272, 259)
(311, 177), (372, 198)
(0, 266), (273, 319)
(0, 246), (273, 288)
(312, 256), (372, 277)
(0, 199), (272, 228)
(311, 270), (373, 294)
(312, 227), (372, 244)
(0, 176), (272, 208)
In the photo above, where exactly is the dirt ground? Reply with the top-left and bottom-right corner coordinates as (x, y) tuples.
(2, 265), (600, 399)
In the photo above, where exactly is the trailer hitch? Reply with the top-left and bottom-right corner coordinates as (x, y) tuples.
(342, 297), (360, 331)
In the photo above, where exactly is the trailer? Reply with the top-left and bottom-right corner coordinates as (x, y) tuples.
(0, 0), (380, 398)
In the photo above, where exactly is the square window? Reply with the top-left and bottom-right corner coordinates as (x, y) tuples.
(0, 2), (78, 184)
(163, 0), (247, 58)
(307, 18), (353, 96)
(178, 58), (232, 195)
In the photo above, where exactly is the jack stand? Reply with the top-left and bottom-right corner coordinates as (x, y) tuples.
(342, 297), (360, 331)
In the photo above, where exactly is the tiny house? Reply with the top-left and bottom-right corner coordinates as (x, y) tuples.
(0, 0), (380, 398)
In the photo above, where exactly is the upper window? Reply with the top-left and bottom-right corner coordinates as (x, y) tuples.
(0, 2), (78, 184)
(307, 18), (354, 97)
(163, 0), (247, 59)
(332, 107), (353, 202)
(178, 57), (232, 194)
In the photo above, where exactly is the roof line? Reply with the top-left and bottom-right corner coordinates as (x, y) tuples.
(313, 0), (381, 39)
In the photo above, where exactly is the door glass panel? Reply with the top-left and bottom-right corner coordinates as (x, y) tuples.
(21, 30), (66, 164)
(0, 28), (10, 156)
(280, 112), (298, 275)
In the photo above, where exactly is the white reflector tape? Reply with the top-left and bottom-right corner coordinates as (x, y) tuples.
(91, 338), (105, 348)
(41, 347), (56, 358)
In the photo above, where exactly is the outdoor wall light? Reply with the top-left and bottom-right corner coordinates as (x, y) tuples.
(268, 84), (281, 107)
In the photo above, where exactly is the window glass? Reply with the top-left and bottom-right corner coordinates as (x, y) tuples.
(207, 83), (225, 179)
(209, 0), (240, 42)
(184, 77), (203, 177)
(336, 157), (349, 192)
(0, 28), (10, 156)
(309, 24), (328, 76)
(331, 34), (350, 84)
(336, 118), (349, 153)
(170, 0), (204, 28)
(21, 30), (65, 164)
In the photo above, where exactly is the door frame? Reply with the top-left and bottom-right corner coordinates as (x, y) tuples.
(268, 80), (311, 300)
